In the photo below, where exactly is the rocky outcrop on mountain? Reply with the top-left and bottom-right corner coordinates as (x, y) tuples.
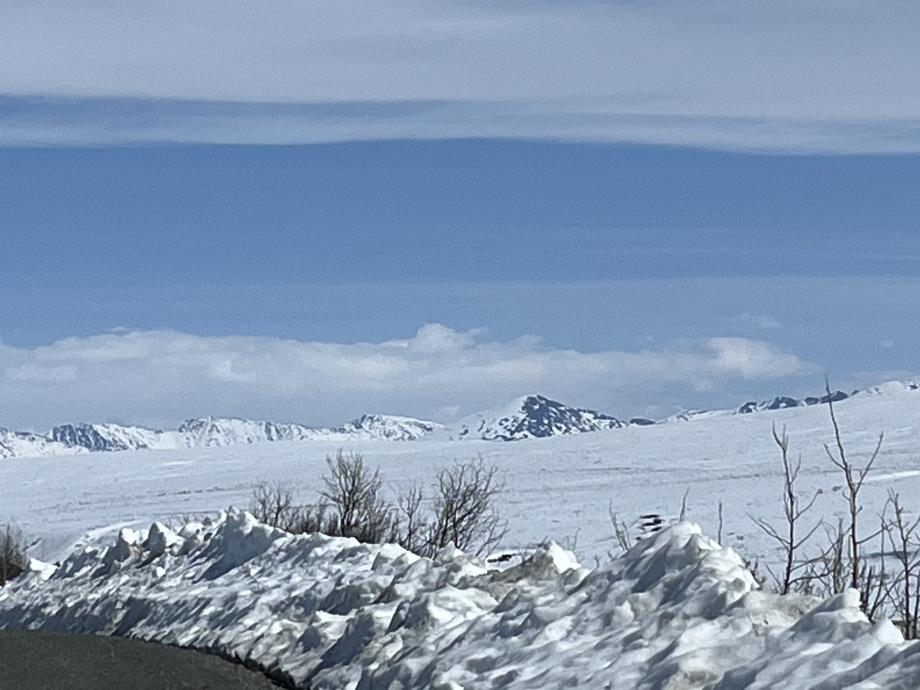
(451, 394), (628, 441)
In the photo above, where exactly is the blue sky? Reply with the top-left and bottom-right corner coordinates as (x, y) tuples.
(0, 2), (918, 427)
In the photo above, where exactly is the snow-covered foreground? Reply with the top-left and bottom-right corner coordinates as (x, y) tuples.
(2, 512), (919, 689)
(0, 384), (918, 568)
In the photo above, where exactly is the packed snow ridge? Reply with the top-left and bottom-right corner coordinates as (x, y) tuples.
(2, 511), (918, 689)
(1, 380), (917, 459)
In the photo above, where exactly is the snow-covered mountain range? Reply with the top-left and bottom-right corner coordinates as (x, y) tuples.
(1, 380), (916, 459)
(1, 414), (443, 459)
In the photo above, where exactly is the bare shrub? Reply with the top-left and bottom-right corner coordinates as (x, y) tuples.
(742, 378), (917, 626)
(322, 451), (394, 543)
(824, 379), (889, 620)
(250, 481), (300, 530)
(861, 514), (892, 624)
(395, 483), (427, 554)
(717, 500), (724, 545)
(678, 489), (690, 522)
(822, 378), (885, 612)
(249, 481), (336, 535)
(609, 506), (633, 553)
(251, 453), (506, 559)
(882, 491), (920, 638)
(754, 381), (890, 611)
(790, 517), (854, 600)
(288, 504), (338, 536)
(743, 554), (768, 589)
(424, 458), (506, 557)
(751, 424), (822, 594)
(0, 523), (26, 586)
(608, 492), (693, 559)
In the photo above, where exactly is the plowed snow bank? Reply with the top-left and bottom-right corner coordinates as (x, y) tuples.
(2, 511), (918, 689)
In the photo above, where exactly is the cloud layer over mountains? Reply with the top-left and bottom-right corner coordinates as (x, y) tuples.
(0, 324), (809, 429)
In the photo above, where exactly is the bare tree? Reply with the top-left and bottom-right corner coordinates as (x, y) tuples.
(395, 483), (426, 554)
(426, 458), (506, 557)
(322, 451), (394, 543)
(822, 377), (883, 600)
(751, 424), (823, 594)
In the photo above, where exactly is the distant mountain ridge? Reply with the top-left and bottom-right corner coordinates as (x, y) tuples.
(448, 394), (631, 441)
(735, 390), (852, 415)
(51, 423), (176, 452)
(0, 428), (83, 460)
(1, 380), (916, 458)
(176, 414), (441, 447)
(668, 380), (919, 423)
(0, 413), (442, 459)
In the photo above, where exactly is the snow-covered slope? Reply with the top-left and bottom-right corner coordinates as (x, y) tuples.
(858, 380), (920, 397)
(666, 379), (918, 422)
(51, 423), (179, 452)
(177, 415), (441, 447)
(2, 513), (917, 689)
(448, 394), (628, 441)
(0, 428), (85, 460)
(337, 414), (442, 441)
(178, 417), (332, 447)
(735, 388), (853, 414)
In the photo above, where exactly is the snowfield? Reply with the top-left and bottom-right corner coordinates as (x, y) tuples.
(0, 383), (917, 568)
(2, 512), (919, 689)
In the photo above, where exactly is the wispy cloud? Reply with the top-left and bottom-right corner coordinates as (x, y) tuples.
(2, 2), (920, 152)
(739, 312), (782, 330)
(5, 96), (920, 153)
(0, 325), (812, 430)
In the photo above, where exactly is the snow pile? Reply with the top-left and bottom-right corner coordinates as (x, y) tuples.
(2, 513), (919, 688)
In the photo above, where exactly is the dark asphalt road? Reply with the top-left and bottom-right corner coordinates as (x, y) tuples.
(0, 631), (284, 689)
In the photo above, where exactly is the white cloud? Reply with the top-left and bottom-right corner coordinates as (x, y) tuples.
(739, 312), (782, 330)
(0, 326), (811, 430)
(2, 1), (920, 152)
(706, 337), (804, 380)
